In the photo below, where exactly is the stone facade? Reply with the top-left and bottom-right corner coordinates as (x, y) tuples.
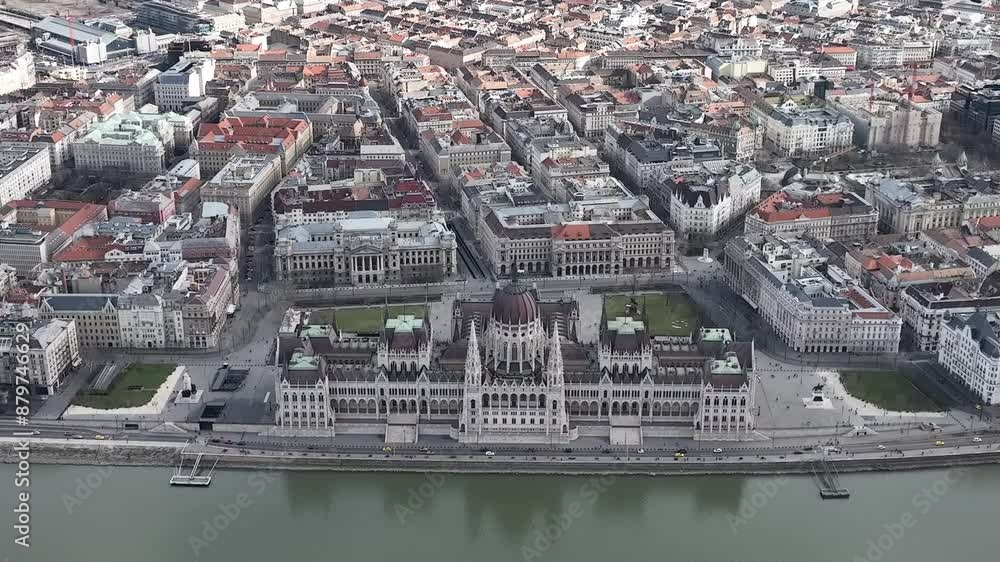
(273, 283), (758, 443)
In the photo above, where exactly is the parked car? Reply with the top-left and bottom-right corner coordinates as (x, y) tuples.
(484, 450), (496, 457)
(972, 437), (983, 443)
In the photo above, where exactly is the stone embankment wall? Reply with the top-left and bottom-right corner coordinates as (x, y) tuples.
(4, 442), (1000, 477)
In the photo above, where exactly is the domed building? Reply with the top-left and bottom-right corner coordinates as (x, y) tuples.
(457, 279), (573, 443)
(274, 280), (757, 445)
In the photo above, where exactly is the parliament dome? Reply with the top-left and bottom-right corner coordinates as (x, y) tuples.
(491, 281), (539, 325)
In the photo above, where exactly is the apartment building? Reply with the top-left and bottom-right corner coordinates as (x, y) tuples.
(938, 312), (1000, 406)
(657, 165), (762, 238)
(0, 319), (81, 395)
(562, 90), (638, 139)
(851, 41), (933, 69)
(744, 189), (878, 240)
(273, 215), (457, 287)
(724, 233), (901, 354)
(136, 1), (245, 34)
(0, 34), (35, 96)
(503, 117), (577, 172)
(752, 101), (854, 158)
(418, 123), (511, 180)
(201, 154), (283, 221)
(604, 121), (725, 194)
(273, 175), (436, 227)
(0, 200), (107, 274)
(898, 273), (1000, 352)
(536, 156), (610, 197)
(38, 262), (235, 349)
(843, 241), (976, 310)
(0, 145), (52, 207)
(0, 265), (15, 299)
(154, 58), (216, 112)
(817, 46), (858, 69)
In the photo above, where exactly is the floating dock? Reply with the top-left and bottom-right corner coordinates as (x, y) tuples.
(170, 452), (219, 487)
(813, 457), (850, 499)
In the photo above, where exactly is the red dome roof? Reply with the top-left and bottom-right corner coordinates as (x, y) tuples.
(491, 281), (539, 325)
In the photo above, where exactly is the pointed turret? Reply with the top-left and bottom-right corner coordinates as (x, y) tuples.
(957, 151), (969, 170)
(465, 319), (482, 386)
(547, 323), (564, 387)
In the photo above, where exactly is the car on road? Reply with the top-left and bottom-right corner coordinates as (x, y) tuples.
(72, 434), (84, 439)
(31, 430), (40, 435)
(63, 432), (73, 437)
(484, 450), (495, 457)
(94, 434), (107, 440)
(674, 452), (685, 458)
(382, 446), (393, 452)
(713, 448), (723, 453)
(934, 440), (945, 446)
(636, 448), (645, 454)
(972, 437), (983, 443)
(876, 444), (886, 450)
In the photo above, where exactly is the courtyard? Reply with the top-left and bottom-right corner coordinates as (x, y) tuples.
(309, 305), (427, 334)
(603, 292), (700, 337)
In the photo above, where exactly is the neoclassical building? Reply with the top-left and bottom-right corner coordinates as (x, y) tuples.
(274, 281), (758, 443)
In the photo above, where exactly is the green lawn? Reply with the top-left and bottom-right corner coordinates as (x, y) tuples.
(309, 305), (426, 334)
(604, 293), (700, 337)
(73, 363), (176, 410)
(839, 370), (940, 412)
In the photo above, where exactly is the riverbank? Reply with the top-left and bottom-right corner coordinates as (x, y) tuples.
(4, 439), (999, 477)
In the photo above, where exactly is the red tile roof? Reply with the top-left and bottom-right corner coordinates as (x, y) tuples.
(55, 237), (124, 262)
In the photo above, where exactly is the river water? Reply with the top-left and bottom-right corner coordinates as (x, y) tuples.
(1, 464), (998, 562)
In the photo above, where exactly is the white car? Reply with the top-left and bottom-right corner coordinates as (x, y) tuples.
(484, 450), (495, 457)
(877, 445), (886, 450)
(972, 437), (983, 443)
(712, 448), (723, 454)
(636, 448), (645, 454)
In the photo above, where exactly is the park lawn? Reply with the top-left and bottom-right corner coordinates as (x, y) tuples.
(310, 305), (426, 333)
(604, 293), (700, 337)
(839, 370), (940, 412)
(73, 363), (175, 410)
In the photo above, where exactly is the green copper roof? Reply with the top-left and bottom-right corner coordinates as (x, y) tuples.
(606, 316), (644, 335)
(288, 352), (320, 370)
(711, 356), (742, 374)
(385, 314), (423, 332)
(300, 324), (333, 338)
(700, 327), (732, 344)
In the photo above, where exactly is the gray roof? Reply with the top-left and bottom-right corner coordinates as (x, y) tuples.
(42, 294), (118, 311)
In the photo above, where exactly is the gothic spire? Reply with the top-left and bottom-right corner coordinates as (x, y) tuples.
(465, 319), (482, 386)
(547, 322), (564, 386)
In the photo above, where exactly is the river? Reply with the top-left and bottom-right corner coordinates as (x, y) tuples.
(1, 464), (998, 562)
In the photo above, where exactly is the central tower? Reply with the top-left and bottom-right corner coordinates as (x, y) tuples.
(483, 279), (545, 378)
